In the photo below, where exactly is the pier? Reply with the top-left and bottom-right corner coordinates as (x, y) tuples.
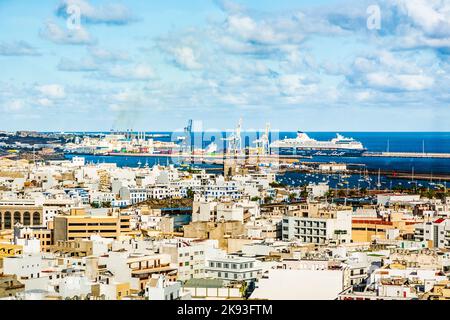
(363, 152), (450, 159)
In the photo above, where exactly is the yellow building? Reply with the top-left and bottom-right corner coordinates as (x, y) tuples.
(427, 281), (450, 300)
(0, 243), (23, 268)
(50, 239), (95, 257)
(53, 214), (131, 242)
(0, 203), (43, 230)
(115, 282), (131, 300)
(0, 274), (25, 298)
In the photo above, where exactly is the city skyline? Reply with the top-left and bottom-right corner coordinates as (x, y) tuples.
(0, 0), (449, 131)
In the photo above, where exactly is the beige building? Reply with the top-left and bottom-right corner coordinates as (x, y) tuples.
(50, 239), (96, 257)
(53, 213), (131, 242)
(183, 221), (245, 250)
(352, 212), (417, 243)
(0, 274), (25, 298)
(0, 202), (43, 230)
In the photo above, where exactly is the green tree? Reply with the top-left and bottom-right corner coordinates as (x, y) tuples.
(269, 181), (286, 188)
(288, 193), (297, 202)
(264, 196), (273, 204)
(186, 188), (195, 199)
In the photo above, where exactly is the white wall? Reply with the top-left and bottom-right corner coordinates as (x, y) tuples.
(251, 269), (345, 300)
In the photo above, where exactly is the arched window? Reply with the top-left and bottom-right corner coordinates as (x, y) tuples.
(33, 212), (41, 226)
(23, 212), (31, 226)
(4, 212), (11, 229)
(14, 212), (21, 225)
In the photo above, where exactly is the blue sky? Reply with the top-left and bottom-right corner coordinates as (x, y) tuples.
(0, 0), (449, 132)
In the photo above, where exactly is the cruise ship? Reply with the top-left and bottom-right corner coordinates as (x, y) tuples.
(270, 132), (366, 157)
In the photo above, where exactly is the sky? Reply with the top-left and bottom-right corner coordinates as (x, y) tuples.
(0, 0), (449, 132)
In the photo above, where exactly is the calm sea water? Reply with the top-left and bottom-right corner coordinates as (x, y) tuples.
(70, 131), (450, 152)
(65, 132), (450, 175)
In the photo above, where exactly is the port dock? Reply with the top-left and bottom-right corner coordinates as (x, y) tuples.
(363, 152), (450, 159)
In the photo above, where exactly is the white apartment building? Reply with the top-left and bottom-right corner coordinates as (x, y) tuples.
(192, 198), (259, 223)
(161, 239), (206, 281)
(205, 255), (261, 283)
(414, 218), (450, 248)
(377, 194), (421, 206)
(3, 254), (43, 280)
(145, 275), (186, 300)
(282, 209), (352, 244)
(306, 183), (330, 198)
(251, 266), (350, 300)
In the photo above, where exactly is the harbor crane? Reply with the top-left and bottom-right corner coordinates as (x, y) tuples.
(222, 118), (243, 156)
(253, 123), (271, 155)
(182, 119), (193, 154)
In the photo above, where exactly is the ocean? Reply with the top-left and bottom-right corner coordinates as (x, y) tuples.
(65, 132), (450, 174)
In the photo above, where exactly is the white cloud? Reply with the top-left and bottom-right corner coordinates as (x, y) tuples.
(278, 74), (318, 103)
(171, 47), (202, 70)
(103, 64), (156, 81)
(89, 47), (128, 62)
(397, 0), (450, 37)
(36, 84), (66, 99)
(0, 41), (40, 56)
(40, 21), (95, 45)
(4, 99), (25, 112)
(366, 73), (434, 91)
(37, 98), (54, 107)
(56, 0), (136, 25)
(58, 57), (98, 71)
